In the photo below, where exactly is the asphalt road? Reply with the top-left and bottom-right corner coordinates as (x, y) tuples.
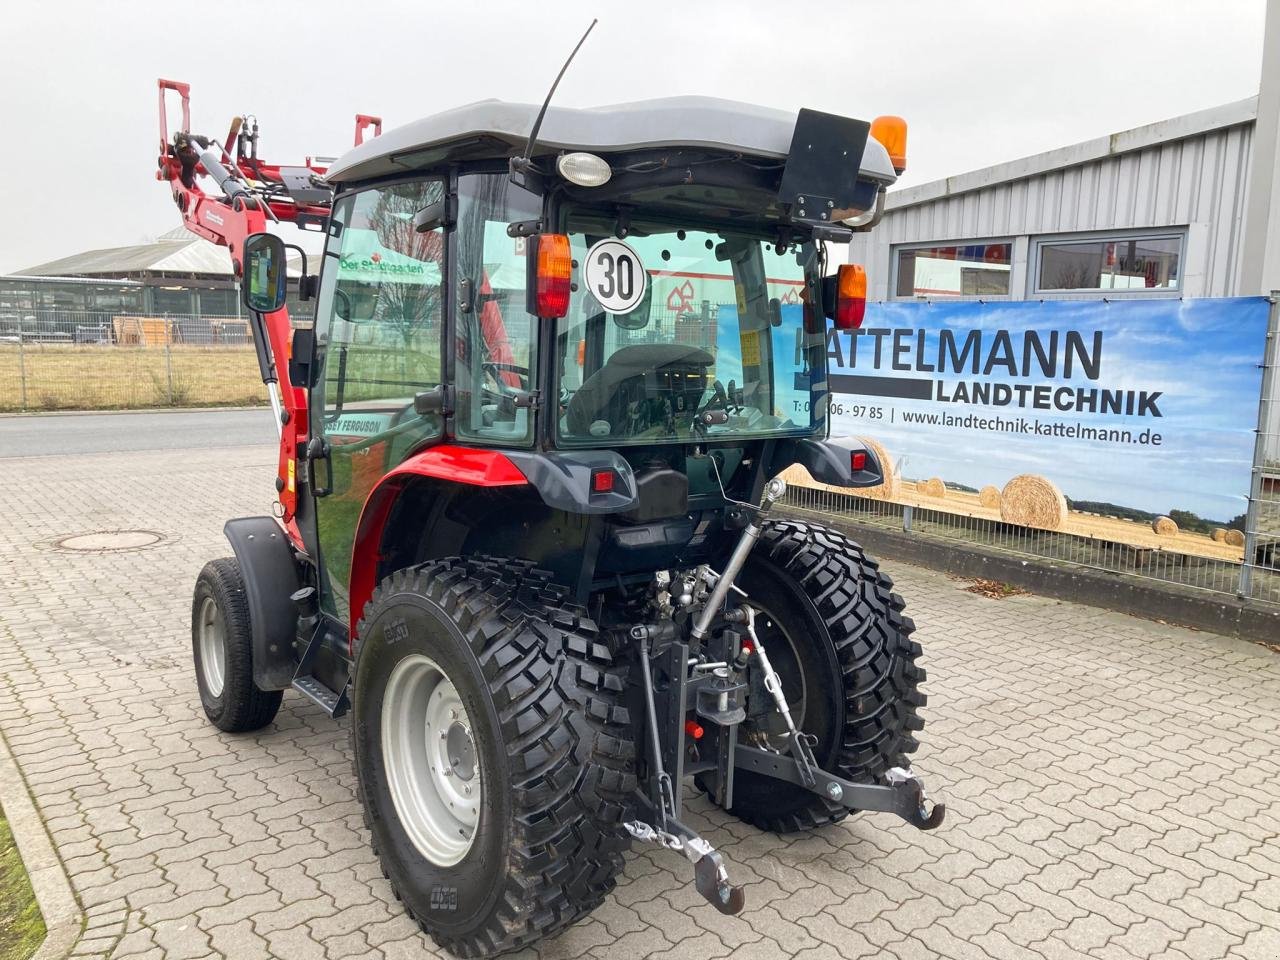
(0, 408), (276, 459)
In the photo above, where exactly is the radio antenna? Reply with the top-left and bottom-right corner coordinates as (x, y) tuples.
(510, 18), (598, 186)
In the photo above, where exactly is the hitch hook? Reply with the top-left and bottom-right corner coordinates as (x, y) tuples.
(886, 767), (946, 831)
(624, 820), (746, 915)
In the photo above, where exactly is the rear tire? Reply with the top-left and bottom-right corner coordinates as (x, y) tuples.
(709, 519), (926, 833)
(350, 557), (636, 958)
(191, 558), (283, 733)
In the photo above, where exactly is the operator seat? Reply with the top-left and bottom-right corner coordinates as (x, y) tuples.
(565, 343), (714, 438)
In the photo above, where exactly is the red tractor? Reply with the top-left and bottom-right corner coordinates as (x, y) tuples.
(161, 70), (940, 958)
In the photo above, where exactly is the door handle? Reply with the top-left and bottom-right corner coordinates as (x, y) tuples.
(305, 436), (332, 497)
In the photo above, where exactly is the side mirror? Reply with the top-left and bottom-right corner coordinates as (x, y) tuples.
(242, 233), (288, 313)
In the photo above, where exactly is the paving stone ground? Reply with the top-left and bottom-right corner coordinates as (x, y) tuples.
(1, 442), (1278, 960)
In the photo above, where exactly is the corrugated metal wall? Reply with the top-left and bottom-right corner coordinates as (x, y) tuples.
(852, 120), (1255, 301)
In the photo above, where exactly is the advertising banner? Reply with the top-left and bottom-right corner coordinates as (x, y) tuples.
(825, 297), (1270, 554)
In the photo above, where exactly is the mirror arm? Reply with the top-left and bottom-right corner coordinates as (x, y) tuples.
(281, 242), (314, 300)
(281, 243), (309, 275)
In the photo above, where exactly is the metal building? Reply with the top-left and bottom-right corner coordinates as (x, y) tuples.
(9, 228), (243, 317)
(849, 1), (1280, 305)
(841, 11), (1280, 605)
(848, 97), (1268, 302)
(1, 229), (314, 342)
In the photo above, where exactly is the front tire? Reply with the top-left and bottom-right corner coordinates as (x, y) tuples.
(191, 558), (283, 733)
(718, 520), (926, 832)
(351, 557), (636, 958)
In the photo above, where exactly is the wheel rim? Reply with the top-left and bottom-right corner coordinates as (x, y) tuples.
(747, 607), (809, 752)
(197, 596), (226, 698)
(381, 653), (481, 867)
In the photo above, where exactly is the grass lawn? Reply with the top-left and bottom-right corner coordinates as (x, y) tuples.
(0, 344), (267, 412)
(0, 803), (45, 960)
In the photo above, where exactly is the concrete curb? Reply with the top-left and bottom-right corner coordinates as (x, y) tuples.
(0, 727), (83, 960)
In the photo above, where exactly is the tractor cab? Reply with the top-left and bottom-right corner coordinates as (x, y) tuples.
(256, 98), (902, 623)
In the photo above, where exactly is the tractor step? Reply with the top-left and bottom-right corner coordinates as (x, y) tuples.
(291, 675), (350, 718)
(291, 615), (350, 719)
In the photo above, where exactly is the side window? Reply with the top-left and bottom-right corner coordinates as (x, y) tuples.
(454, 174), (542, 444)
(319, 180), (446, 427)
(310, 180), (445, 619)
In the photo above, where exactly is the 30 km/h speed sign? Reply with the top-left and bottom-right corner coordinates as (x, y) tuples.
(583, 239), (647, 314)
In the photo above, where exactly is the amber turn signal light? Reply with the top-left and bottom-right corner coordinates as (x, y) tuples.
(834, 263), (867, 330)
(534, 234), (572, 319)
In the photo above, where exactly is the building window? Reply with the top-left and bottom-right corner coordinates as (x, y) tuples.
(1035, 232), (1182, 293)
(196, 287), (238, 317)
(151, 286), (196, 316)
(894, 242), (1013, 298)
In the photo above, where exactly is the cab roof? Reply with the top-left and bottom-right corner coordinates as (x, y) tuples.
(324, 96), (897, 187)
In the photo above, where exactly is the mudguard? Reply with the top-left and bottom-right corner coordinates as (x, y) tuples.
(223, 516), (301, 691)
(504, 449), (639, 514)
(347, 446), (642, 640)
(775, 436), (885, 487)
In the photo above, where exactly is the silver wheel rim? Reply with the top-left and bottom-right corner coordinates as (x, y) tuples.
(198, 596), (226, 698)
(381, 653), (481, 866)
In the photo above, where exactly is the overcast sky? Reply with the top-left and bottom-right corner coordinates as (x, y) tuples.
(0, 0), (1268, 274)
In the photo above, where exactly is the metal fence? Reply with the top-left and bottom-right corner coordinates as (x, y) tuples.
(0, 311), (267, 412)
(782, 295), (1280, 607)
(1242, 294), (1280, 604)
(4, 300), (1279, 607)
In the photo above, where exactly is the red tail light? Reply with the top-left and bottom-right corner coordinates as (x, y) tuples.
(835, 263), (867, 330)
(591, 468), (614, 494)
(851, 451), (867, 472)
(534, 233), (572, 319)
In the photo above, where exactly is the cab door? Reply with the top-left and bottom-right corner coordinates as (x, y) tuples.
(307, 178), (448, 622)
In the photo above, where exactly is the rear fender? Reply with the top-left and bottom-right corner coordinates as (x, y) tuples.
(774, 436), (885, 487)
(347, 445), (642, 642)
(348, 446), (530, 643)
(223, 516), (302, 691)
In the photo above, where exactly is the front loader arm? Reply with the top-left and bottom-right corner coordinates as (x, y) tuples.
(153, 79), (380, 531)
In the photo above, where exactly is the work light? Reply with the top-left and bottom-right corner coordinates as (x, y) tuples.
(557, 152), (612, 187)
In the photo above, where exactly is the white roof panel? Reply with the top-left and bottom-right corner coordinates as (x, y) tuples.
(325, 96), (896, 187)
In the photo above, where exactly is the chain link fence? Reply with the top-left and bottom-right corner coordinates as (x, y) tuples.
(0, 312), (267, 412)
(782, 296), (1280, 607)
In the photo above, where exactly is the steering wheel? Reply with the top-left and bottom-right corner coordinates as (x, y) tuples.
(695, 379), (744, 418)
(482, 361), (530, 385)
(480, 361), (531, 415)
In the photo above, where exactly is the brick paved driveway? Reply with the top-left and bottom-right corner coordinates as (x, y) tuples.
(1, 440), (1278, 960)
